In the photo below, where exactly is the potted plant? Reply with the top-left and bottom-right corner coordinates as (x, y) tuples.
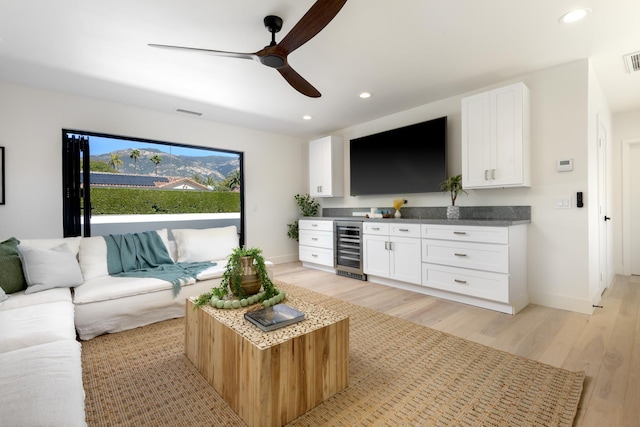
(287, 193), (320, 241)
(194, 246), (280, 308)
(440, 175), (467, 219)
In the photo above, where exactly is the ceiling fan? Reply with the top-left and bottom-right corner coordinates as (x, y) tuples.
(149, 0), (348, 98)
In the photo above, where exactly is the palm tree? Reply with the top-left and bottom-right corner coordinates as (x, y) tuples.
(130, 149), (141, 174)
(150, 154), (162, 175)
(108, 153), (123, 171)
(225, 169), (241, 190)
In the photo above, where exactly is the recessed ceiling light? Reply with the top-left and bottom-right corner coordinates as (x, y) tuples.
(359, 92), (372, 99)
(303, 115), (313, 120)
(558, 8), (592, 24)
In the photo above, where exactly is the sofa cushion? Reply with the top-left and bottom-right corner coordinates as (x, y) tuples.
(18, 243), (84, 294)
(0, 300), (76, 353)
(73, 275), (196, 305)
(0, 237), (27, 294)
(0, 340), (87, 427)
(0, 288), (72, 311)
(0, 287), (7, 303)
(172, 225), (238, 263)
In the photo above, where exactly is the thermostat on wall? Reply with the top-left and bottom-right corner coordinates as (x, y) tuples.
(557, 158), (573, 172)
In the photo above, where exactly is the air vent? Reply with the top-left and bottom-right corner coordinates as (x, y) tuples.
(624, 51), (640, 73)
(176, 108), (202, 116)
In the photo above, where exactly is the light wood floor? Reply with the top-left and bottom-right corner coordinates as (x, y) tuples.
(272, 262), (640, 427)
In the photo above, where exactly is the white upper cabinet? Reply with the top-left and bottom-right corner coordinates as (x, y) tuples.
(461, 82), (530, 189)
(309, 136), (344, 197)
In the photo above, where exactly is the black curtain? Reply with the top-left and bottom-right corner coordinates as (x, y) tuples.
(62, 132), (91, 237)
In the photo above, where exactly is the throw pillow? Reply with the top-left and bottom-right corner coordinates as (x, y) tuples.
(78, 236), (109, 281)
(172, 225), (239, 263)
(18, 243), (84, 294)
(0, 237), (27, 294)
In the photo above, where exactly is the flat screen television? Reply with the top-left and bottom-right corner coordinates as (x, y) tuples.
(349, 116), (447, 196)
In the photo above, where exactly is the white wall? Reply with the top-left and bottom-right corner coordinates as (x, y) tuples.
(0, 83), (307, 263)
(322, 60), (602, 314)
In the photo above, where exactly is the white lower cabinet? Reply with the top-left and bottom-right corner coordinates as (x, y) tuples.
(421, 224), (528, 314)
(298, 219), (334, 269)
(363, 223), (421, 285)
(303, 219), (528, 315)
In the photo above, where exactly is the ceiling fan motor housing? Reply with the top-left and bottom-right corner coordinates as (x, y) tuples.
(264, 15), (283, 33)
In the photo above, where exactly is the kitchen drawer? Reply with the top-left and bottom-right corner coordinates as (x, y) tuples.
(299, 246), (334, 267)
(422, 239), (508, 273)
(299, 219), (334, 232)
(299, 230), (333, 249)
(363, 222), (389, 236)
(422, 263), (509, 303)
(421, 224), (508, 244)
(390, 223), (421, 238)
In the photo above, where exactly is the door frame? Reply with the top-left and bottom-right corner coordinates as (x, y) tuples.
(622, 137), (640, 275)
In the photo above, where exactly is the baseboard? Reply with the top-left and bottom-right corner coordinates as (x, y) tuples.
(529, 290), (594, 315)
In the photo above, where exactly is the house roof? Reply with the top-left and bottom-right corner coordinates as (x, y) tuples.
(86, 172), (169, 188)
(1, 1), (639, 137)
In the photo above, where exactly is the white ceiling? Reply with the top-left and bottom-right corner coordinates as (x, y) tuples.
(1, 0), (639, 138)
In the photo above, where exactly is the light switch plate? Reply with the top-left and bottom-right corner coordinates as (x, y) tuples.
(556, 197), (571, 209)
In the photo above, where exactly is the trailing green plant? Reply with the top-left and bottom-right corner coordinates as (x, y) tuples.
(194, 246), (279, 308)
(287, 193), (320, 241)
(439, 174), (467, 206)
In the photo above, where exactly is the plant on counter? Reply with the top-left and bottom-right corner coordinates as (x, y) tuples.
(287, 193), (320, 241)
(194, 246), (283, 309)
(439, 175), (467, 206)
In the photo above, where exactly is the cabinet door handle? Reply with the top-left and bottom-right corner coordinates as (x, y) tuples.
(311, 223), (318, 227)
(491, 169), (496, 179)
(484, 169), (489, 180)
(454, 279), (467, 284)
(398, 228), (409, 232)
(311, 237), (318, 241)
(453, 231), (467, 235)
(372, 227), (380, 231)
(317, 185), (322, 193)
(312, 254), (318, 258)
(454, 253), (467, 257)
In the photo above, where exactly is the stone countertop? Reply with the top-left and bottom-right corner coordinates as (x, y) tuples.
(313, 205), (531, 226)
(300, 216), (530, 226)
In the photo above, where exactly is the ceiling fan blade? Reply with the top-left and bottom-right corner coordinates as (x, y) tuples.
(278, 0), (347, 55)
(148, 44), (257, 61)
(278, 65), (321, 98)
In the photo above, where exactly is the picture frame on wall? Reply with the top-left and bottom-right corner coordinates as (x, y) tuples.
(0, 146), (4, 205)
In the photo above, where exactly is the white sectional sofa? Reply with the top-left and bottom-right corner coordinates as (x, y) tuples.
(0, 225), (272, 426)
(0, 287), (87, 426)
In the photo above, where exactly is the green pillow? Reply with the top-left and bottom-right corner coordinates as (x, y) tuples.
(0, 237), (27, 294)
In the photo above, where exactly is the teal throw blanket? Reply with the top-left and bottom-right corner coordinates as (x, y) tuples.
(104, 231), (215, 297)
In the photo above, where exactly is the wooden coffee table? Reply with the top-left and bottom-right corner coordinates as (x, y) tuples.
(185, 297), (349, 427)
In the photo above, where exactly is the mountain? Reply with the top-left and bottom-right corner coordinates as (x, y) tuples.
(91, 148), (239, 181)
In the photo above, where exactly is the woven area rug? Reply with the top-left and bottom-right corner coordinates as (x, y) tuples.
(81, 280), (585, 426)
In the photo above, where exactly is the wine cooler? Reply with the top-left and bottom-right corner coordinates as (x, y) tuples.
(334, 221), (366, 280)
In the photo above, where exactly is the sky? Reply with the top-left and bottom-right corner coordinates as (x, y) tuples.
(85, 135), (238, 158)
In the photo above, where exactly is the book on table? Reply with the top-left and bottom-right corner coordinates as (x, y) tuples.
(244, 304), (306, 332)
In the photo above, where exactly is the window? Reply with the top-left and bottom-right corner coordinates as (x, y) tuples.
(62, 130), (244, 245)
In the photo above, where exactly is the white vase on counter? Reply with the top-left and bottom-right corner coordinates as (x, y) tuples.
(446, 206), (460, 220)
